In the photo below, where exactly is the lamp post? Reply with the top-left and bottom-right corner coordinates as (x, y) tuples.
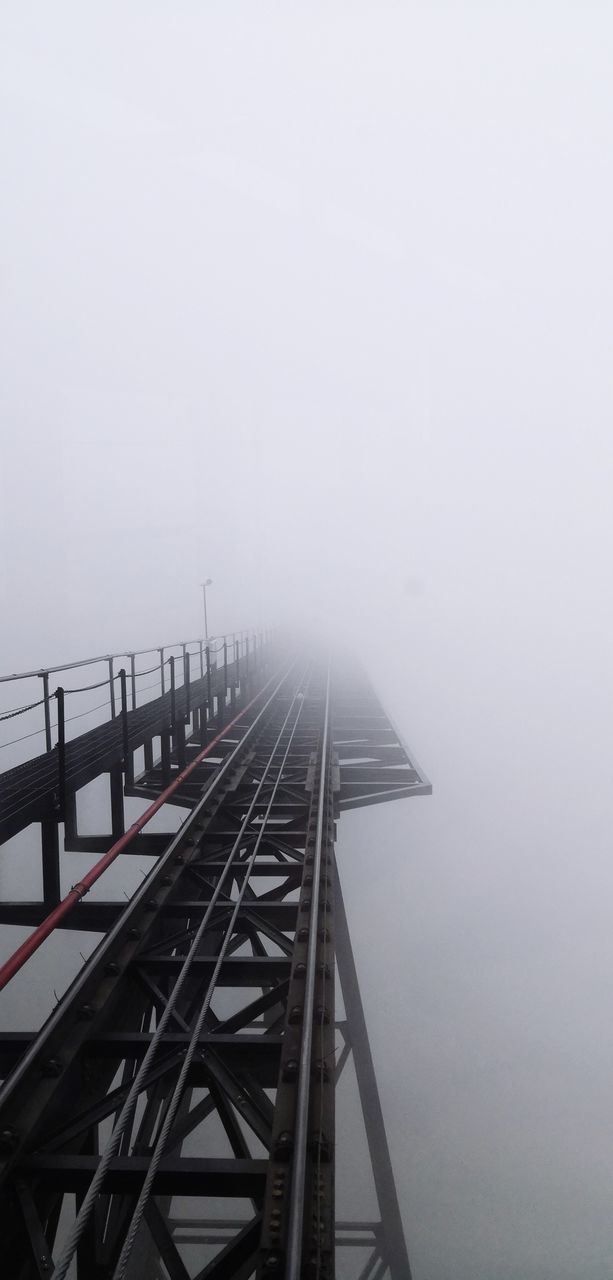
(201, 579), (212, 641)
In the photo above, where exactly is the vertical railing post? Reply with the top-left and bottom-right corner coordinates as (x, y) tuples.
(120, 668), (133, 787)
(41, 672), (52, 752)
(130, 654), (137, 710)
(223, 638), (228, 709)
(184, 650), (191, 722)
(159, 648), (165, 695)
(231, 638), (237, 710)
(161, 654), (173, 785)
(108, 658), (116, 718)
(169, 656), (176, 737)
(199, 645), (211, 746)
(206, 645), (212, 724)
(56, 687), (66, 820)
(199, 640), (204, 679)
(170, 655), (186, 769)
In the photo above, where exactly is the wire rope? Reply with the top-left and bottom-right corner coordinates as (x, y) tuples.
(0, 694), (49, 722)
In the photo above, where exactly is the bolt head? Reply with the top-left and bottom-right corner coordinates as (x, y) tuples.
(0, 1128), (17, 1153)
(43, 1058), (62, 1078)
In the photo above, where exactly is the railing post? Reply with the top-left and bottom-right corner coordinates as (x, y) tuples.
(223, 638), (228, 708)
(56, 687), (66, 819)
(108, 657), (116, 717)
(184, 650), (191, 722)
(130, 653), (137, 710)
(198, 645), (209, 747)
(170, 655), (186, 769)
(41, 672), (52, 752)
(161, 654), (172, 785)
(120, 668), (133, 787)
(169, 656), (176, 735)
(159, 648), (165, 695)
(199, 640), (204, 679)
(206, 645), (212, 725)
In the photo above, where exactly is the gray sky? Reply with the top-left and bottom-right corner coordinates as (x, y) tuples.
(2, 4), (613, 1278)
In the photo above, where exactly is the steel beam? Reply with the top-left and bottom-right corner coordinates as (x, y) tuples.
(0, 648), (429, 1279)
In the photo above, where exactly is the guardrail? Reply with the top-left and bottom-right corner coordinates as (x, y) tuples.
(0, 629), (270, 767)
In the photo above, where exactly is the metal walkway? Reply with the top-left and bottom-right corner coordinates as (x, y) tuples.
(0, 659), (239, 845)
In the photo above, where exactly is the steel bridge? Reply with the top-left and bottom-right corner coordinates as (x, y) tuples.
(0, 631), (430, 1279)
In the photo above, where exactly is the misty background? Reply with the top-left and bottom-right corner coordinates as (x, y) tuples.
(2, 4), (613, 1277)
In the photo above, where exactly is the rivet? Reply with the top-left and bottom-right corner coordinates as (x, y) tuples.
(43, 1058), (62, 1078)
(0, 1128), (18, 1153)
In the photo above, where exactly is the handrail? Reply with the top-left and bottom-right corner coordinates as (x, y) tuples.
(0, 628), (272, 759)
(0, 630), (253, 684)
(0, 666), (284, 993)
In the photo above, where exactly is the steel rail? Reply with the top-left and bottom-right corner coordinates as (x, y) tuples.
(286, 662), (331, 1279)
(51, 664), (305, 1280)
(112, 673), (310, 1279)
(0, 664), (281, 994)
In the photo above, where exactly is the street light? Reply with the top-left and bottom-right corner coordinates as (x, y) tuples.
(201, 579), (213, 641)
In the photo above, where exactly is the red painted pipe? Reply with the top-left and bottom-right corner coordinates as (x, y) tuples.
(0, 681), (272, 993)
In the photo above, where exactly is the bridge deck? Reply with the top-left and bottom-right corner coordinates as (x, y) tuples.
(0, 660), (238, 845)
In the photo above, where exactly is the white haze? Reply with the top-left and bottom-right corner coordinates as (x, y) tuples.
(2, 4), (613, 1278)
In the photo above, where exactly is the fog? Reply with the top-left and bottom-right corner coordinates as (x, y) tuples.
(2, 4), (613, 1277)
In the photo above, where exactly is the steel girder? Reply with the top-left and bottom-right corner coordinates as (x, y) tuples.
(0, 649), (430, 1279)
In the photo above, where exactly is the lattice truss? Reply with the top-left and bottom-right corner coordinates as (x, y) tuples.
(0, 648), (430, 1279)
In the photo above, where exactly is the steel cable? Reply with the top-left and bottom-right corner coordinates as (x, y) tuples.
(62, 673), (119, 694)
(0, 673), (188, 753)
(51, 662), (299, 1280)
(0, 694), (49, 721)
(128, 661), (162, 679)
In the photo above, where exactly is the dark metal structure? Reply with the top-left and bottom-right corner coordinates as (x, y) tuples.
(0, 634), (430, 1279)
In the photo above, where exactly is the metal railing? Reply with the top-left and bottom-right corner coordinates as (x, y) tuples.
(0, 629), (271, 766)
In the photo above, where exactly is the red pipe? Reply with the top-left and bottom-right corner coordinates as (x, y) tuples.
(0, 682), (272, 993)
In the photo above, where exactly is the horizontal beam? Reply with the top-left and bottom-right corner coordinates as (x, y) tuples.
(20, 1153), (267, 1196)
